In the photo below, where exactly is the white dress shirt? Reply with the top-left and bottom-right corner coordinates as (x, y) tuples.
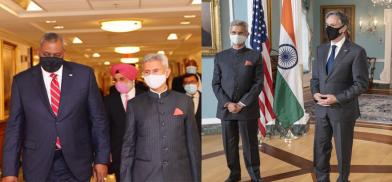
(187, 91), (200, 114)
(327, 36), (346, 62)
(41, 66), (63, 105)
(121, 87), (136, 110)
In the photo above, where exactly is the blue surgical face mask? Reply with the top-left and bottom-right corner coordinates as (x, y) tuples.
(186, 66), (197, 74)
(184, 84), (198, 95)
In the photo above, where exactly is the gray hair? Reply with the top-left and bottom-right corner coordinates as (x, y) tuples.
(40, 32), (64, 49)
(143, 53), (169, 69)
(325, 10), (349, 27)
(230, 20), (248, 31)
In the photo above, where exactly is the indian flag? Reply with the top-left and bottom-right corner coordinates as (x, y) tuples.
(273, 0), (305, 128)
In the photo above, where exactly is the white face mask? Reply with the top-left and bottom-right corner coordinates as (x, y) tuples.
(144, 74), (167, 89)
(230, 34), (247, 45)
(186, 66), (197, 74)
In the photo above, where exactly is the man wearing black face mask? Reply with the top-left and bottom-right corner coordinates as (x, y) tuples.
(311, 10), (368, 182)
(2, 32), (110, 182)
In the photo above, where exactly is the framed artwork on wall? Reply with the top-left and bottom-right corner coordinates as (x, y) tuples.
(202, 0), (221, 56)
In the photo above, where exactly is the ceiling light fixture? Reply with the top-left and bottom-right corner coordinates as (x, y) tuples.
(121, 58), (139, 64)
(104, 61), (111, 65)
(53, 25), (64, 29)
(167, 33), (178, 40)
(26, 0), (43, 11)
(114, 46), (140, 54)
(92, 53), (101, 58)
(191, 0), (201, 4)
(180, 21), (191, 25)
(157, 51), (165, 55)
(72, 37), (83, 44)
(46, 20), (56, 24)
(121, 54), (139, 64)
(184, 15), (196, 18)
(100, 20), (142, 33)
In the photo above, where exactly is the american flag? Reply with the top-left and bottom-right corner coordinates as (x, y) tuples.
(250, 0), (276, 137)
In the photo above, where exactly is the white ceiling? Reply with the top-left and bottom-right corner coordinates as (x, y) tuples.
(0, 0), (201, 67)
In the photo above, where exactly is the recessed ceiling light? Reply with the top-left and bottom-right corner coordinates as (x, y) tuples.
(157, 51), (165, 55)
(168, 51), (174, 55)
(114, 47), (140, 54)
(84, 54), (90, 58)
(100, 20), (142, 33)
(180, 21), (191, 25)
(53, 25), (64, 29)
(167, 33), (178, 40)
(46, 20), (56, 24)
(191, 0), (201, 4)
(26, 1), (43, 11)
(72, 37), (83, 44)
(121, 58), (139, 64)
(184, 15), (196, 18)
(104, 61), (111, 65)
(92, 53), (101, 58)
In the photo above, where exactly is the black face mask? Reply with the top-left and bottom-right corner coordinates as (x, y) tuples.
(40, 57), (64, 72)
(325, 25), (344, 41)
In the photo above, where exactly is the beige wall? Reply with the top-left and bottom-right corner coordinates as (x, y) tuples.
(0, 30), (33, 121)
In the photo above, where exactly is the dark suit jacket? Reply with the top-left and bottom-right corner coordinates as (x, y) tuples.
(2, 62), (110, 181)
(195, 91), (201, 134)
(171, 73), (202, 93)
(187, 91), (202, 135)
(212, 47), (263, 120)
(120, 90), (201, 182)
(104, 87), (145, 176)
(310, 39), (369, 121)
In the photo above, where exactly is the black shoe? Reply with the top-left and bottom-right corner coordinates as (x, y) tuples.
(224, 177), (241, 182)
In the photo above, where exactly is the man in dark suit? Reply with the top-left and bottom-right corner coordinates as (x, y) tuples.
(212, 20), (263, 182)
(182, 73), (202, 135)
(2, 33), (110, 182)
(121, 53), (200, 182)
(104, 63), (145, 181)
(311, 11), (369, 182)
(171, 59), (202, 93)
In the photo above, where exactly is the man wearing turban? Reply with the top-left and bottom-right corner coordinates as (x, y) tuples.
(104, 63), (145, 182)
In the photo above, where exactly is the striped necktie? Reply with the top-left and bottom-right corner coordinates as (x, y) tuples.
(50, 73), (62, 149)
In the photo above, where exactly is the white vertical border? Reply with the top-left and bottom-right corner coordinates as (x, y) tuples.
(229, 0), (234, 22)
(246, 0), (253, 47)
(380, 9), (391, 85)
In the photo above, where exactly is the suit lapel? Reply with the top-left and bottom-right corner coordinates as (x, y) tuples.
(327, 40), (351, 80)
(57, 62), (74, 120)
(320, 44), (330, 77)
(31, 65), (57, 118)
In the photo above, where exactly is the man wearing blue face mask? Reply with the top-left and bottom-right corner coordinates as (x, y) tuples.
(182, 74), (202, 135)
(171, 59), (202, 93)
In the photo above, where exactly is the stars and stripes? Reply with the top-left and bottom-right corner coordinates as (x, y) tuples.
(250, 0), (276, 137)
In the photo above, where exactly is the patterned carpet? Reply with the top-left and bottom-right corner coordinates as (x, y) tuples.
(304, 94), (392, 124)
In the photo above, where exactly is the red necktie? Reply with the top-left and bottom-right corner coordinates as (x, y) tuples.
(50, 73), (62, 149)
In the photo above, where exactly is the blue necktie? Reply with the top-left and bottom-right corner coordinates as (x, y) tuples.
(326, 45), (337, 74)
